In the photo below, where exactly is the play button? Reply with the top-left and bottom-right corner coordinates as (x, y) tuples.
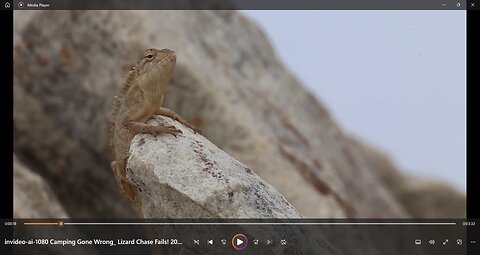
(236, 239), (243, 246)
(232, 234), (248, 250)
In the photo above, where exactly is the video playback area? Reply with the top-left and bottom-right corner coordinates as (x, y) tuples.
(2, 219), (476, 254)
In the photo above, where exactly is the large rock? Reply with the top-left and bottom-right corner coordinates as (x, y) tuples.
(126, 116), (301, 218)
(13, 9), (464, 219)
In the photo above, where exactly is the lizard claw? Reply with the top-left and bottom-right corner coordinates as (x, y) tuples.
(166, 127), (183, 137)
(152, 125), (183, 137)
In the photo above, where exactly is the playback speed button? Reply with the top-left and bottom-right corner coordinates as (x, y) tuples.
(232, 234), (248, 251)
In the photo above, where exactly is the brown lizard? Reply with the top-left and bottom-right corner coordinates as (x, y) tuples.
(109, 48), (198, 216)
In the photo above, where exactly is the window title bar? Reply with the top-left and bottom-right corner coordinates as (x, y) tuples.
(5, 0), (471, 11)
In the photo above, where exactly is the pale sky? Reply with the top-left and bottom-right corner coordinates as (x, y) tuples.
(242, 11), (466, 191)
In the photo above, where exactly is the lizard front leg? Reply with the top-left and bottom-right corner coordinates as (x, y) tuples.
(156, 107), (201, 133)
(125, 121), (183, 137)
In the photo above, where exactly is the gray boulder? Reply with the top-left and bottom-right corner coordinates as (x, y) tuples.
(126, 116), (301, 218)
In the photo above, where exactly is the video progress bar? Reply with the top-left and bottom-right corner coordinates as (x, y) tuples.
(58, 222), (457, 226)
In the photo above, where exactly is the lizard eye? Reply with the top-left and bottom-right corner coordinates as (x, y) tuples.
(146, 53), (154, 59)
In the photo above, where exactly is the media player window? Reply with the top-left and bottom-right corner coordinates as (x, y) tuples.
(4, 0), (476, 254)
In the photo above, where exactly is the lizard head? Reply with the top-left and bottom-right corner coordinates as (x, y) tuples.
(136, 48), (176, 75)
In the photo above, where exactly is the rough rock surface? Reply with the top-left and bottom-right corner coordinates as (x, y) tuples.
(127, 116), (301, 218)
(14, 155), (68, 218)
(13, 9), (465, 219)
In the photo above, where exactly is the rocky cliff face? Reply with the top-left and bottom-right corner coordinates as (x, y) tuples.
(13, 10), (465, 219)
